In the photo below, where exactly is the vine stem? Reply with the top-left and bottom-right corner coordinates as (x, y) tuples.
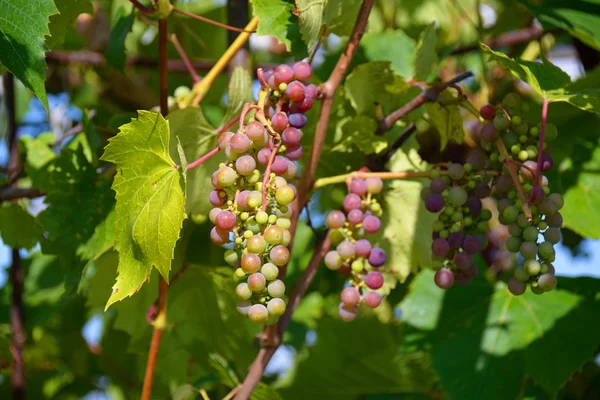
(261, 145), (280, 212)
(533, 98), (549, 196)
(141, 15), (169, 400)
(187, 147), (220, 170)
(172, 7), (255, 33)
(496, 139), (533, 220)
(186, 17), (259, 107)
(233, 2), (375, 399)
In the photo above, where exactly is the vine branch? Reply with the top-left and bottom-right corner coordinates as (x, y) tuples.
(172, 7), (255, 33)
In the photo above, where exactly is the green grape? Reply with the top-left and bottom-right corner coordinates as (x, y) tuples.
(248, 304), (269, 322)
(324, 250), (342, 270)
(247, 235), (267, 253)
(351, 259), (364, 272)
(451, 212), (463, 222)
(421, 187), (432, 201)
(519, 135), (528, 144)
(255, 211), (268, 225)
(511, 144), (521, 155)
(544, 227), (561, 244)
(444, 206), (455, 216)
(264, 225), (283, 245)
(476, 221), (488, 233)
(503, 93), (522, 109)
(234, 268), (246, 279)
(268, 214), (278, 224)
(430, 169), (441, 178)
(281, 229), (292, 246)
(480, 209), (492, 221)
(530, 126), (540, 137)
(530, 284), (544, 295)
(494, 114), (510, 130)
(267, 280), (285, 297)
(517, 213), (530, 228)
(275, 185), (295, 205)
(224, 249), (239, 266)
(440, 230), (450, 239)
(448, 163), (465, 180)
(538, 241), (555, 260)
(518, 150), (529, 161)
(514, 266), (529, 282)
(522, 226), (539, 242)
(464, 216), (473, 226)
(245, 218), (261, 233)
(508, 224), (522, 237)
(432, 220), (445, 232)
(267, 298), (286, 317)
(506, 236), (521, 253)
(524, 259), (541, 276)
(520, 241), (538, 259)
(243, 230), (253, 239)
(236, 283), (252, 300)
(502, 131), (519, 148)
(502, 205), (519, 223)
(329, 229), (345, 246)
(247, 191), (263, 208)
(261, 263), (279, 281)
(538, 221), (548, 230)
(276, 217), (292, 230)
(548, 193), (564, 209)
(448, 186), (468, 206)
(174, 85), (191, 98)
(512, 115), (523, 125)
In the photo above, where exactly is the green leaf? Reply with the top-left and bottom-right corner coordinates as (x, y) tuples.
(0, 0), (58, 110)
(322, 0), (361, 37)
(105, 5), (134, 71)
(251, 0), (295, 50)
(0, 203), (43, 250)
(331, 116), (388, 154)
(19, 132), (56, 191)
(100, 111), (187, 308)
(425, 91), (466, 148)
(220, 66), (254, 128)
(414, 23), (438, 81)
(168, 107), (222, 220)
(296, 0), (325, 51)
(47, 0), (93, 49)
(251, 383), (283, 400)
(361, 30), (417, 78)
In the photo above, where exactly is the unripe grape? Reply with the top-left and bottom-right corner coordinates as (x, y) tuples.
(247, 191), (263, 209)
(365, 177), (384, 194)
(236, 283), (252, 300)
(480, 209), (492, 221)
(209, 207), (222, 224)
(337, 241), (356, 259)
(351, 259), (364, 272)
(281, 229), (292, 246)
(538, 273), (557, 291)
(538, 241), (555, 260)
(432, 238), (450, 257)
(247, 235), (267, 254)
(248, 272), (267, 292)
(508, 224), (522, 237)
(494, 114), (510, 130)
(237, 301), (252, 315)
(430, 177), (446, 193)
(340, 287), (361, 307)
(548, 193), (564, 209)
(362, 215), (381, 234)
(514, 266), (529, 282)
(264, 225), (283, 245)
(531, 284), (545, 295)
(270, 245), (290, 266)
(267, 298), (286, 316)
(338, 303), (358, 322)
(324, 250), (342, 270)
(508, 277), (526, 295)
(546, 212), (563, 227)
(544, 123), (558, 141)
(502, 205), (519, 223)
(506, 236), (521, 253)
(248, 304), (269, 322)
(325, 210), (345, 229)
(210, 227), (229, 245)
(544, 227), (561, 244)
(520, 241), (538, 259)
(524, 259), (541, 275)
(522, 226), (539, 242)
(216, 166), (237, 187)
(267, 279), (285, 298)
(241, 253), (261, 273)
(276, 217), (291, 230)
(235, 155), (257, 176)
(354, 239), (372, 257)
(275, 185), (295, 205)
(365, 271), (384, 289)
(260, 263), (279, 281)
(434, 268), (454, 289)
(448, 186), (468, 207)
(368, 248), (386, 267)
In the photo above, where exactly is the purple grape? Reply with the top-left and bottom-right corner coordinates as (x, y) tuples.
(271, 112), (289, 131)
(481, 123), (499, 141)
(282, 127), (302, 147)
(463, 235), (483, 253)
(456, 266), (478, 286)
(473, 183), (491, 199)
(347, 209), (364, 225)
(340, 287), (360, 307)
(466, 196), (482, 214)
(362, 215), (381, 234)
(364, 292), (382, 308)
(425, 194), (444, 213)
(455, 252), (473, 269)
(529, 186), (546, 204)
(448, 232), (464, 249)
(293, 61), (312, 80)
(365, 271), (384, 289)
(288, 113), (307, 128)
(274, 64), (294, 84)
(271, 156), (289, 175)
(466, 150), (487, 170)
(209, 190), (226, 207)
(495, 175), (514, 193)
(305, 84), (318, 98)
(286, 145), (303, 161)
(355, 239), (372, 257)
(343, 193), (362, 212)
(432, 238), (450, 257)
(368, 248), (386, 267)
(286, 81), (305, 101)
(292, 96), (314, 113)
(541, 153), (553, 172)
(430, 177), (446, 193)
(434, 268), (454, 289)
(349, 178), (368, 196)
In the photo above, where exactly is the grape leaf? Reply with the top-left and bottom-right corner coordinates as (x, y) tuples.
(168, 107), (222, 220)
(47, 0), (93, 49)
(322, 0), (362, 37)
(220, 66), (254, 128)
(105, 4), (134, 71)
(100, 111), (187, 308)
(251, 0), (295, 50)
(296, 0), (325, 51)
(0, 0), (58, 110)
(400, 271), (600, 398)
(331, 116), (388, 154)
(361, 30), (417, 78)
(425, 91), (466, 148)
(18, 132), (56, 191)
(0, 203), (43, 250)
(414, 22), (438, 81)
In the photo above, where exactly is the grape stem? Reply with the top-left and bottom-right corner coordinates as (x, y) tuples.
(172, 7), (256, 33)
(187, 147), (220, 170)
(261, 145), (280, 212)
(495, 139), (533, 221)
(533, 98), (549, 202)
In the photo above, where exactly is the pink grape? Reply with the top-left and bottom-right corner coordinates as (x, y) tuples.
(349, 179), (368, 196)
(364, 292), (382, 308)
(230, 133), (252, 153)
(362, 215), (381, 234)
(286, 81), (306, 101)
(288, 113), (307, 128)
(274, 64), (294, 84)
(210, 227), (229, 245)
(338, 303), (358, 322)
(241, 253), (261, 273)
(286, 145), (303, 161)
(245, 121), (265, 141)
(271, 112), (289, 131)
(355, 239), (372, 257)
(218, 132), (234, 150)
(434, 268), (454, 289)
(340, 287), (360, 307)
(337, 241), (356, 258)
(257, 147), (272, 166)
(541, 153), (553, 171)
(325, 210), (345, 229)
(211, 172), (221, 189)
(347, 209), (364, 225)
(209, 190), (226, 207)
(271, 155), (289, 175)
(430, 177), (446, 193)
(267, 279), (285, 297)
(216, 166), (236, 187)
(208, 207), (221, 224)
(215, 210), (236, 231)
(293, 61), (312, 80)
(248, 304), (268, 322)
(284, 161), (298, 180)
(521, 161), (537, 180)
(282, 127), (302, 147)
(343, 193), (362, 212)
(270, 245), (290, 266)
(324, 251), (342, 270)
(365, 271), (384, 289)
(292, 96), (313, 113)
(368, 248), (386, 267)
(365, 177), (383, 194)
(236, 283), (252, 300)
(305, 84), (318, 98)
(235, 155), (256, 176)
(237, 190), (250, 210)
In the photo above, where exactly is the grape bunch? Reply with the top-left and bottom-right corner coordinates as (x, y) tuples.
(324, 176), (387, 322)
(208, 61), (316, 323)
(421, 163), (493, 289)
(480, 94), (562, 295)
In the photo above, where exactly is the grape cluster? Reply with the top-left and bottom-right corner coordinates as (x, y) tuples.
(480, 94), (562, 295)
(324, 177), (387, 321)
(421, 163), (493, 288)
(209, 61), (316, 323)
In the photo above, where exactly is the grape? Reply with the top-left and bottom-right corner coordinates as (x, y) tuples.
(516, 213), (530, 228)
(430, 177), (446, 193)
(432, 238), (450, 257)
(271, 155), (289, 175)
(305, 84), (318, 98)
(365, 271), (384, 289)
(286, 145), (303, 161)
(257, 147), (272, 166)
(247, 235), (267, 254)
(340, 287), (361, 307)
(494, 114), (510, 130)
(281, 229), (292, 246)
(448, 232), (464, 249)
(236, 283), (252, 300)
(538, 241), (555, 260)
(293, 61), (312, 80)
(237, 190), (251, 210)
(365, 177), (384, 194)
(275, 185), (295, 205)
(541, 153), (553, 172)
(270, 245), (290, 266)
(502, 205), (519, 223)
(524, 259), (541, 275)
(463, 235), (483, 253)
(288, 113), (307, 128)
(343, 193), (362, 212)
(538, 273), (557, 291)
(529, 186), (546, 204)
(209, 190), (226, 207)
(495, 175), (515, 193)
(531, 285), (545, 295)
(481, 123), (499, 141)
(276, 217), (292, 230)
(236, 301), (252, 315)
(293, 96), (314, 113)
(368, 248), (386, 267)
(255, 211), (268, 226)
(282, 127), (302, 147)
(215, 210), (236, 231)
(466, 196), (482, 214)
(264, 225), (283, 245)
(362, 215), (381, 234)
(271, 112), (289, 131)
(434, 268), (454, 289)
(248, 272), (266, 291)
(355, 239), (372, 257)
(448, 186), (468, 206)
(514, 266), (529, 282)
(285, 81), (305, 101)
(267, 298), (286, 317)
(245, 121), (265, 141)
(233, 155), (255, 176)
(466, 150), (487, 170)
(548, 193), (564, 209)
(480, 104), (496, 120)
(261, 263), (279, 281)
(522, 226), (539, 242)
(540, 262), (555, 275)
(338, 303), (358, 322)
(520, 161), (537, 180)
(455, 252), (473, 269)
(425, 194), (444, 213)
(325, 210), (345, 229)
(210, 227), (229, 245)
(246, 191), (263, 208)
(325, 250), (342, 270)
(241, 253), (261, 273)
(337, 241), (356, 259)
(520, 241), (538, 259)
(230, 133), (252, 153)
(544, 227), (561, 244)
(218, 132), (234, 150)
(421, 187), (432, 201)
(248, 304), (269, 322)
(474, 183), (490, 198)
(347, 209), (364, 224)
(349, 178), (368, 196)
(508, 277), (526, 295)
(216, 166), (237, 187)
(284, 161), (298, 180)
(267, 279), (285, 297)
(546, 212), (563, 227)
(364, 291), (382, 308)
(274, 64), (294, 84)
